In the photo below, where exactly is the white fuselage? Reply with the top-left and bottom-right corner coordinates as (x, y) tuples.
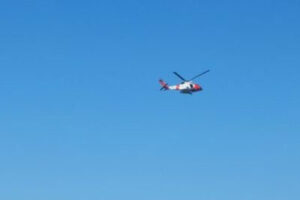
(168, 81), (201, 93)
(169, 81), (191, 90)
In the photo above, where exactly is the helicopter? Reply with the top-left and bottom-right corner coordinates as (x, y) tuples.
(159, 70), (210, 94)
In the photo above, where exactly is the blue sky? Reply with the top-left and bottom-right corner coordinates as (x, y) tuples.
(0, 0), (300, 199)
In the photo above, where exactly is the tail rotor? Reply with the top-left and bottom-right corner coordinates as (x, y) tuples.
(159, 79), (169, 91)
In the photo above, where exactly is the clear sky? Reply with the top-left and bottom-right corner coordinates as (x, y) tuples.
(0, 0), (300, 199)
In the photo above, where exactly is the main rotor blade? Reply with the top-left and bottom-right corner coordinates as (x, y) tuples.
(189, 70), (210, 81)
(173, 72), (186, 81)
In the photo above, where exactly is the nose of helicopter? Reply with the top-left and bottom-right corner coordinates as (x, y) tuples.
(194, 84), (202, 91)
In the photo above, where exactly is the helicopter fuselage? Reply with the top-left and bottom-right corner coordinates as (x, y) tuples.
(168, 81), (202, 94)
